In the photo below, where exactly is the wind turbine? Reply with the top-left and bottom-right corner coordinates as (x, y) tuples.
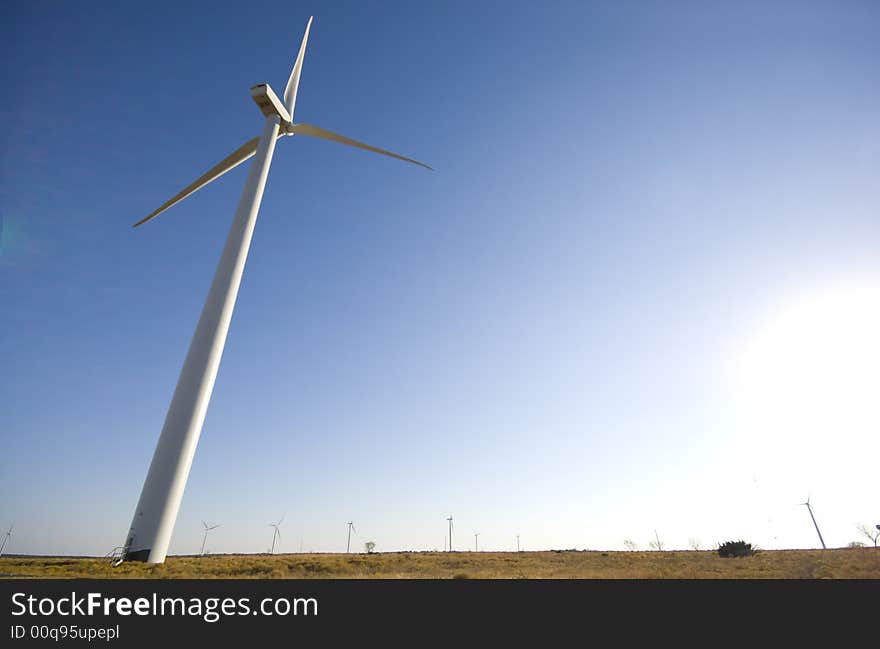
(200, 521), (220, 556)
(346, 521), (356, 553)
(120, 17), (431, 564)
(447, 515), (454, 552)
(800, 496), (827, 549)
(268, 517), (284, 555)
(516, 534), (520, 552)
(0, 524), (12, 557)
(474, 532), (480, 552)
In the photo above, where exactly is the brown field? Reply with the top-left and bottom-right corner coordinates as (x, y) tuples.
(1, 548), (878, 579)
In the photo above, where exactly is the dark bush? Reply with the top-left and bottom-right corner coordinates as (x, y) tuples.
(717, 540), (757, 557)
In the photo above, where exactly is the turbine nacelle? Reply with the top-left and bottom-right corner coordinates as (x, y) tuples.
(250, 83), (292, 125)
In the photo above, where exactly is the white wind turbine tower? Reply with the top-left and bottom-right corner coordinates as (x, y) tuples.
(200, 521), (220, 556)
(0, 524), (12, 557)
(268, 517), (284, 555)
(800, 496), (827, 549)
(346, 521), (356, 553)
(447, 515), (454, 552)
(474, 531), (480, 552)
(121, 17), (431, 564)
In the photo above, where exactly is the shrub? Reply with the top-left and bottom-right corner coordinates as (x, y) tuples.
(847, 541), (865, 549)
(717, 540), (757, 558)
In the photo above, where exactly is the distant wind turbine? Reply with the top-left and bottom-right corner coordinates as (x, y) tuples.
(269, 516), (284, 555)
(474, 532), (480, 552)
(200, 521), (220, 556)
(120, 16), (431, 564)
(516, 534), (520, 552)
(0, 524), (12, 557)
(800, 496), (827, 549)
(447, 516), (454, 552)
(346, 522), (356, 553)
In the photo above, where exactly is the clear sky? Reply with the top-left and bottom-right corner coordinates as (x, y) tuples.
(2, 0), (878, 557)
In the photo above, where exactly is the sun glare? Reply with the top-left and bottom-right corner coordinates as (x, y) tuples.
(734, 282), (880, 458)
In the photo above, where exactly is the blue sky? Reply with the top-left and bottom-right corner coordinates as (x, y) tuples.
(2, 0), (879, 556)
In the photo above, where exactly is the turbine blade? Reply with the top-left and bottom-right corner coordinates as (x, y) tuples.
(133, 136), (261, 227)
(284, 16), (314, 119)
(289, 123), (433, 170)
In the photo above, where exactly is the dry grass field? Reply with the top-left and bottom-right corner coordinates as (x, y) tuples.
(2, 548), (878, 579)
